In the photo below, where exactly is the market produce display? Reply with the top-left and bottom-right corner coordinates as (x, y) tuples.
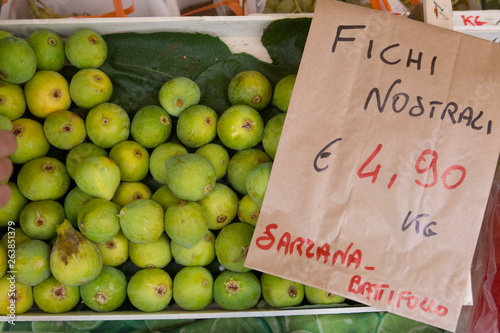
(0, 17), (445, 332)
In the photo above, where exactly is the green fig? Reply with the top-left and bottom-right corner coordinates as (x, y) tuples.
(19, 200), (65, 240)
(109, 140), (149, 182)
(63, 187), (95, 228)
(214, 271), (261, 310)
(78, 198), (121, 243)
(262, 112), (286, 160)
(0, 182), (29, 226)
(228, 70), (272, 111)
(0, 37), (37, 84)
(170, 230), (215, 267)
(0, 79), (25, 120)
(111, 181), (152, 207)
(70, 68), (113, 109)
(304, 285), (345, 305)
(80, 266), (127, 312)
(27, 29), (65, 71)
(227, 148), (271, 195)
(131, 105), (172, 148)
(17, 156), (70, 201)
(195, 143), (230, 180)
(0, 245), (6, 279)
(173, 266), (213, 311)
(149, 142), (187, 184)
(50, 219), (103, 286)
(43, 110), (87, 150)
(0, 227), (30, 248)
(164, 201), (208, 249)
(260, 273), (304, 308)
(10, 118), (50, 164)
(0, 31), (13, 39)
(198, 183), (238, 230)
(150, 185), (181, 211)
(65, 142), (108, 180)
(215, 222), (254, 273)
(272, 74), (296, 112)
(246, 162), (272, 207)
(237, 194), (260, 227)
(74, 156), (121, 200)
(165, 153), (216, 201)
(24, 70), (71, 119)
(65, 29), (108, 69)
(94, 231), (129, 267)
(217, 105), (264, 151)
(129, 232), (172, 269)
(118, 199), (164, 244)
(85, 103), (130, 149)
(33, 275), (80, 313)
(158, 77), (201, 117)
(0, 274), (33, 315)
(128, 268), (173, 312)
(176, 105), (218, 148)
(15, 239), (51, 286)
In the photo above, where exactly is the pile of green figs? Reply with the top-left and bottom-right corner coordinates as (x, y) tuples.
(0, 28), (346, 314)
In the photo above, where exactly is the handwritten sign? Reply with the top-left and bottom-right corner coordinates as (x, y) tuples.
(245, 0), (500, 331)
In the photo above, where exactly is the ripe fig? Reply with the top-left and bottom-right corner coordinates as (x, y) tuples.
(69, 68), (113, 109)
(213, 271), (261, 310)
(246, 162), (273, 207)
(65, 142), (108, 180)
(272, 74), (296, 112)
(151, 185), (181, 211)
(0, 37), (37, 84)
(63, 187), (95, 228)
(217, 105), (264, 150)
(27, 29), (65, 71)
(149, 142), (187, 184)
(43, 110), (86, 150)
(165, 200), (209, 249)
(127, 268), (172, 312)
(304, 285), (345, 305)
(24, 70), (71, 119)
(78, 198), (121, 243)
(173, 266), (213, 311)
(15, 239), (51, 286)
(74, 156), (121, 200)
(0, 182), (29, 226)
(0, 274), (33, 315)
(215, 222), (254, 272)
(195, 143), (229, 180)
(19, 200), (65, 240)
(170, 230), (215, 267)
(33, 275), (80, 313)
(129, 232), (172, 269)
(85, 103), (130, 149)
(118, 199), (164, 244)
(228, 70), (272, 111)
(50, 219), (103, 286)
(65, 29), (108, 69)
(262, 113), (286, 160)
(131, 105), (172, 148)
(111, 181), (152, 207)
(109, 140), (149, 182)
(237, 194), (261, 227)
(80, 266), (127, 312)
(158, 77), (201, 117)
(260, 273), (305, 308)
(0, 79), (25, 120)
(227, 148), (271, 194)
(198, 183), (238, 230)
(176, 105), (218, 148)
(10, 118), (50, 164)
(165, 153), (216, 201)
(17, 157), (70, 201)
(94, 231), (129, 267)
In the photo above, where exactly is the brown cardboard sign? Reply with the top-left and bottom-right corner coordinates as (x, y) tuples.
(244, 0), (500, 330)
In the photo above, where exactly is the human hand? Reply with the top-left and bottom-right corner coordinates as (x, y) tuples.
(0, 130), (17, 208)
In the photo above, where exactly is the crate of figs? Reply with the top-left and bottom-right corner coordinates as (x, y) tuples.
(0, 15), (429, 331)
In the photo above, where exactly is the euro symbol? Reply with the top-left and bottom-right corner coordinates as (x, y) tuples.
(313, 138), (342, 172)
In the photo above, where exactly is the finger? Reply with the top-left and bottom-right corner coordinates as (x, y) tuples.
(0, 156), (13, 182)
(0, 184), (12, 209)
(0, 130), (17, 157)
